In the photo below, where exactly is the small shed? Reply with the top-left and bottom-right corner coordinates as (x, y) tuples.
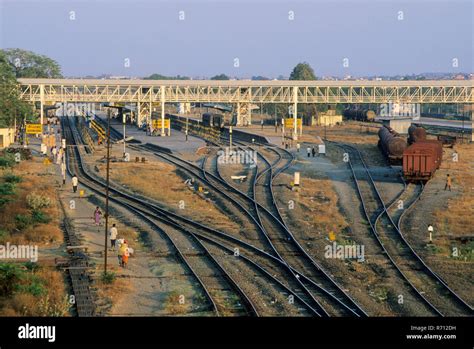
(0, 128), (15, 149)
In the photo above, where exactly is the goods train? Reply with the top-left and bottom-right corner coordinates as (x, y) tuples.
(402, 140), (443, 181)
(343, 108), (376, 122)
(377, 126), (407, 164)
(407, 125), (427, 145)
(202, 113), (225, 128)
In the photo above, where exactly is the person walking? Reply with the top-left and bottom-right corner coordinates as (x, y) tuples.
(312, 147), (316, 157)
(109, 223), (118, 250)
(261, 119), (264, 130)
(444, 174), (452, 191)
(93, 207), (102, 226)
(52, 147), (57, 163)
(118, 240), (128, 267)
(122, 241), (130, 268)
(307, 147), (311, 158)
(296, 143), (300, 152)
(71, 174), (78, 193)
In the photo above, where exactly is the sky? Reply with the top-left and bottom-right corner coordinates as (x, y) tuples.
(0, 0), (472, 78)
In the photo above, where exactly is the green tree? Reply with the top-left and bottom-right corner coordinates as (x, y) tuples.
(289, 62), (317, 81)
(0, 51), (31, 127)
(2, 48), (62, 78)
(144, 73), (189, 80)
(210, 74), (230, 80)
(289, 62), (318, 117)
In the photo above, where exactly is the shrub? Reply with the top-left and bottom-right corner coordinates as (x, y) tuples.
(0, 154), (15, 167)
(0, 182), (15, 196)
(26, 193), (51, 211)
(37, 295), (71, 316)
(15, 214), (32, 230)
(0, 263), (25, 296)
(31, 210), (51, 224)
(100, 271), (116, 284)
(4, 174), (22, 184)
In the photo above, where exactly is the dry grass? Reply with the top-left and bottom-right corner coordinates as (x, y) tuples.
(93, 270), (133, 313)
(0, 157), (62, 245)
(434, 144), (474, 243)
(282, 175), (348, 235)
(99, 160), (241, 235)
(0, 264), (70, 316)
(306, 122), (380, 144)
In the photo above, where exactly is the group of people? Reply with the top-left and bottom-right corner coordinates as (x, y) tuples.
(93, 208), (132, 268)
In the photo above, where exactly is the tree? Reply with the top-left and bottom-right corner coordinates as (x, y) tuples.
(210, 74), (230, 80)
(144, 73), (189, 80)
(252, 75), (270, 81)
(289, 63), (318, 117)
(0, 51), (31, 127)
(289, 62), (317, 81)
(2, 48), (62, 78)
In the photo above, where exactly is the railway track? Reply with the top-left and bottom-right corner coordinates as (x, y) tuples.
(221, 142), (369, 317)
(62, 116), (260, 316)
(64, 116), (322, 316)
(140, 139), (368, 316)
(339, 142), (474, 317)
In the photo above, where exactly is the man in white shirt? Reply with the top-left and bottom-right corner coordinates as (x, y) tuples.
(71, 175), (78, 193)
(109, 224), (118, 250)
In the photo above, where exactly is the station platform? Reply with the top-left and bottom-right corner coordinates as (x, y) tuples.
(94, 113), (206, 154)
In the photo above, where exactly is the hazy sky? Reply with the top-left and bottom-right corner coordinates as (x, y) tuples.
(0, 0), (472, 78)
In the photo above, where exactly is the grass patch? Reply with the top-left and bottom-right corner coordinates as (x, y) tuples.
(0, 262), (70, 316)
(100, 271), (116, 284)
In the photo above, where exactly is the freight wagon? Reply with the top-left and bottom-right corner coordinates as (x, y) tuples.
(403, 140), (443, 182)
(343, 109), (376, 122)
(378, 126), (407, 165)
(202, 113), (224, 128)
(407, 125), (427, 145)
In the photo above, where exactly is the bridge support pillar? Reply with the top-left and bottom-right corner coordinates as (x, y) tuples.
(236, 103), (251, 126)
(471, 107), (474, 142)
(40, 84), (44, 133)
(160, 86), (166, 136)
(293, 86), (298, 140)
(137, 102), (150, 129)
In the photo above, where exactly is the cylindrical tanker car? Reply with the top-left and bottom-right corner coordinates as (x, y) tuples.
(378, 126), (407, 165)
(343, 109), (376, 122)
(407, 125), (427, 145)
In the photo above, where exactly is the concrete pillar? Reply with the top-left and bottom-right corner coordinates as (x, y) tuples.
(471, 107), (474, 142)
(237, 102), (241, 126)
(247, 103), (252, 126)
(160, 86), (165, 136)
(293, 86), (298, 140)
(40, 84), (44, 130)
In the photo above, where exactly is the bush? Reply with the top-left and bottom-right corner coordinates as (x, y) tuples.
(15, 214), (32, 230)
(31, 210), (51, 224)
(0, 263), (25, 297)
(100, 271), (116, 284)
(0, 154), (15, 167)
(26, 193), (51, 211)
(0, 182), (15, 196)
(4, 174), (22, 183)
(17, 280), (45, 297)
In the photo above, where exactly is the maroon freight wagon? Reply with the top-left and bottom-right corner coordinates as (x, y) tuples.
(403, 140), (443, 181)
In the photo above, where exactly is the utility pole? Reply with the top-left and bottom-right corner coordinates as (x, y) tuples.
(104, 112), (111, 274)
(122, 110), (126, 157)
(185, 116), (189, 142)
